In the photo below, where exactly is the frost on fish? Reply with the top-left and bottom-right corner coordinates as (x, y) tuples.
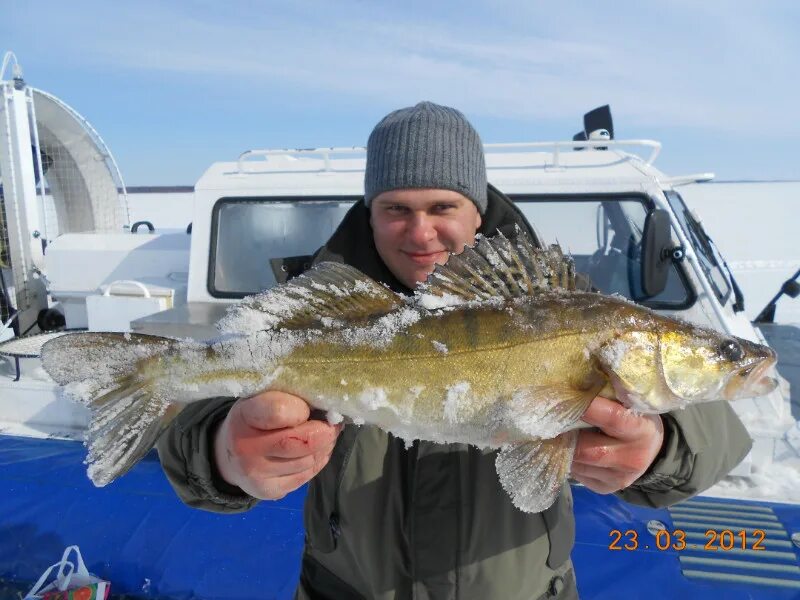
(327, 411), (344, 425)
(218, 261), (404, 335)
(431, 340), (448, 354)
(443, 382), (472, 424)
(38, 229), (778, 515)
(496, 432), (578, 513)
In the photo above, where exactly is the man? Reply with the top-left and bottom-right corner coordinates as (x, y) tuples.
(158, 102), (752, 599)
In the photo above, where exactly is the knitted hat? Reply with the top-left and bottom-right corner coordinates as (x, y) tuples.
(364, 101), (487, 214)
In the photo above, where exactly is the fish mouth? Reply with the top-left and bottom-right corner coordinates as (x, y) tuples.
(726, 352), (779, 399)
(751, 375), (779, 396)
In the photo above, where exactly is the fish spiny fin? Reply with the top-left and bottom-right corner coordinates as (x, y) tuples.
(40, 332), (187, 487)
(496, 432), (577, 513)
(417, 227), (576, 305)
(219, 262), (404, 334)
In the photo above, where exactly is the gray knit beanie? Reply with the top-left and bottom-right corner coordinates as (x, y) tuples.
(364, 101), (488, 214)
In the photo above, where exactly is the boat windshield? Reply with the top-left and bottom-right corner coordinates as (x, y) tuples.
(663, 191), (732, 305)
(209, 194), (693, 308)
(514, 195), (693, 308)
(210, 198), (356, 296)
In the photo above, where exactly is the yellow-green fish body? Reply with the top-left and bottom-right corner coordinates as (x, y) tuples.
(269, 298), (610, 445)
(36, 232), (778, 512)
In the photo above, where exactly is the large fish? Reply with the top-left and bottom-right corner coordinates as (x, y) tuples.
(37, 231), (778, 512)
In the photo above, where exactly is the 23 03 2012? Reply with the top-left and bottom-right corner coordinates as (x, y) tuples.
(608, 528), (767, 551)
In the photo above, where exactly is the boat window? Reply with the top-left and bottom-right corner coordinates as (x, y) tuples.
(210, 198), (356, 297)
(513, 194), (694, 309)
(664, 191), (732, 305)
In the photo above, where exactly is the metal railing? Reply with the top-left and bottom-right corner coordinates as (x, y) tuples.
(235, 139), (663, 174)
(484, 139), (662, 167)
(236, 147), (366, 173)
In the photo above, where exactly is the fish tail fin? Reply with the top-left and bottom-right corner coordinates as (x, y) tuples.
(495, 431), (577, 513)
(41, 332), (186, 486)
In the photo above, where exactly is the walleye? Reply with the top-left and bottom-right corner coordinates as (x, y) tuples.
(37, 231), (778, 512)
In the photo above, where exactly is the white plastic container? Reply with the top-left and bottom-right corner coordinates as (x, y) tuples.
(86, 280), (174, 332)
(46, 232), (190, 328)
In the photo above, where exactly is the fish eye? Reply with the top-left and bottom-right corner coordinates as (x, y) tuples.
(719, 339), (744, 362)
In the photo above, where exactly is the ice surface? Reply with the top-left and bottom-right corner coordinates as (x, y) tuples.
(705, 458), (800, 503)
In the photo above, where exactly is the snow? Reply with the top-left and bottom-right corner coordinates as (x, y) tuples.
(415, 292), (464, 310)
(357, 387), (390, 411)
(704, 458), (800, 503)
(339, 306), (421, 348)
(504, 388), (581, 440)
(598, 335), (639, 371)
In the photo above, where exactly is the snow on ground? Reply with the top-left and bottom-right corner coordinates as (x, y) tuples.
(704, 456), (800, 504)
(704, 322), (800, 504)
(704, 421), (800, 505)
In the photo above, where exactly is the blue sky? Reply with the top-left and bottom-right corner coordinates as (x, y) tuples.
(4, 0), (799, 185)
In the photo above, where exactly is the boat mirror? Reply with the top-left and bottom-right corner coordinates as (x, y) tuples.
(782, 279), (800, 299)
(640, 208), (672, 297)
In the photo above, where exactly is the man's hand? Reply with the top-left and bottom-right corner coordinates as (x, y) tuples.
(570, 396), (664, 494)
(214, 390), (342, 500)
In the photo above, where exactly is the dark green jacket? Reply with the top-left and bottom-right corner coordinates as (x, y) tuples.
(157, 188), (752, 600)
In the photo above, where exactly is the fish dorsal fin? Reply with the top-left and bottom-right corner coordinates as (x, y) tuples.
(417, 228), (576, 305)
(218, 262), (404, 333)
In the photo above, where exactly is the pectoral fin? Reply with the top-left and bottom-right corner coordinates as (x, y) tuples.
(503, 380), (602, 439)
(495, 431), (577, 513)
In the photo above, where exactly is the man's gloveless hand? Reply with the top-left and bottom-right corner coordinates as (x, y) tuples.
(570, 396), (665, 494)
(214, 391), (342, 499)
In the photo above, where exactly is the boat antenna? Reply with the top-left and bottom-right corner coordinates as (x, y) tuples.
(754, 267), (800, 323)
(0, 51), (23, 84)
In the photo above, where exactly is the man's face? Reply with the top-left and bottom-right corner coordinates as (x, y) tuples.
(369, 188), (482, 289)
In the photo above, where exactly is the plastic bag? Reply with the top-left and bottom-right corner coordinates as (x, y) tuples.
(24, 546), (110, 600)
